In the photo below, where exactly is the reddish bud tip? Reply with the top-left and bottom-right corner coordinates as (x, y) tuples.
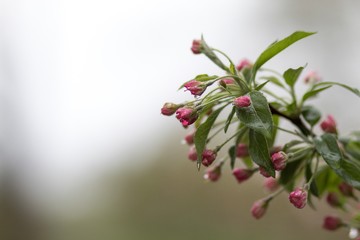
(232, 168), (253, 183)
(219, 78), (235, 86)
(338, 182), (354, 197)
(184, 131), (195, 145)
(161, 102), (180, 116)
(204, 165), (221, 182)
(289, 188), (307, 209)
(176, 107), (198, 127)
(271, 151), (288, 171)
(323, 216), (342, 231)
(233, 95), (251, 108)
(251, 200), (268, 219)
(201, 149), (217, 167)
(259, 166), (272, 178)
(320, 115), (337, 134)
(236, 143), (249, 158)
(263, 178), (279, 192)
(326, 192), (342, 208)
(304, 71), (321, 84)
(236, 58), (252, 71)
(184, 80), (207, 96)
(187, 146), (197, 161)
(191, 39), (202, 54)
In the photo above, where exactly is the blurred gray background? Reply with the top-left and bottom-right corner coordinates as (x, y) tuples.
(0, 0), (359, 239)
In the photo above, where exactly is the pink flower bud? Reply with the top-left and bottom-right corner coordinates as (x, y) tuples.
(236, 143), (249, 158)
(232, 168), (253, 183)
(161, 102), (180, 116)
(219, 78), (235, 87)
(304, 71), (321, 84)
(236, 58), (252, 71)
(289, 188), (307, 209)
(233, 95), (251, 108)
(338, 182), (354, 197)
(323, 216), (342, 231)
(201, 149), (217, 167)
(184, 131), (195, 145)
(191, 39), (202, 54)
(271, 151), (288, 171)
(320, 115), (337, 134)
(259, 166), (271, 178)
(187, 146), (197, 161)
(263, 178), (279, 192)
(184, 80), (207, 96)
(326, 192), (342, 208)
(204, 165), (221, 182)
(250, 199), (268, 219)
(176, 107), (198, 127)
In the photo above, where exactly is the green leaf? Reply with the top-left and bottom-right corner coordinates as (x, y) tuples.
(305, 161), (319, 197)
(269, 115), (279, 147)
(314, 133), (360, 190)
(260, 76), (285, 88)
(224, 107), (236, 133)
(302, 86), (332, 102)
(194, 106), (225, 170)
(230, 62), (237, 75)
(251, 31), (316, 82)
(301, 105), (321, 127)
(283, 66), (304, 88)
(249, 129), (275, 177)
(343, 132), (360, 159)
(235, 91), (273, 138)
(279, 157), (303, 191)
(200, 36), (230, 72)
(314, 166), (342, 197)
(195, 74), (219, 82)
(229, 145), (236, 170)
(283, 140), (304, 152)
(314, 81), (360, 97)
(255, 80), (270, 91)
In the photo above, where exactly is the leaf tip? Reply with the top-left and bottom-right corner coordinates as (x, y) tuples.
(197, 161), (201, 171)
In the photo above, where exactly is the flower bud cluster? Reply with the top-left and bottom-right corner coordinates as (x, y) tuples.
(160, 35), (359, 239)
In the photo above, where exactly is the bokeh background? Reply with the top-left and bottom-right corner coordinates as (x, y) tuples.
(0, 0), (359, 239)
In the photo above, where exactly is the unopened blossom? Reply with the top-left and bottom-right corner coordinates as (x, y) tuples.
(233, 95), (251, 108)
(251, 199), (268, 219)
(204, 165), (221, 182)
(259, 166), (271, 178)
(176, 107), (198, 127)
(326, 192), (342, 208)
(184, 131), (195, 145)
(191, 39), (202, 54)
(184, 80), (207, 96)
(271, 151), (288, 171)
(338, 182), (356, 199)
(220, 78), (235, 85)
(304, 71), (321, 84)
(289, 188), (307, 209)
(323, 216), (342, 231)
(320, 115), (337, 134)
(232, 168), (253, 183)
(264, 178), (279, 192)
(236, 58), (252, 71)
(187, 146), (197, 161)
(161, 102), (180, 116)
(202, 149), (217, 167)
(236, 143), (249, 158)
